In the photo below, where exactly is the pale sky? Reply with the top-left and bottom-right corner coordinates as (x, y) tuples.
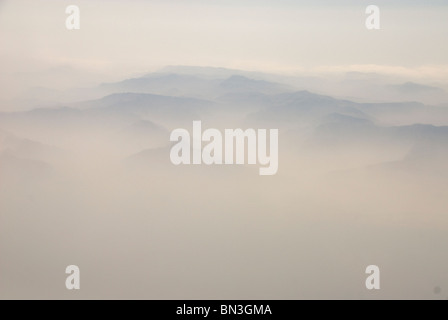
(1, 0), (448, 96)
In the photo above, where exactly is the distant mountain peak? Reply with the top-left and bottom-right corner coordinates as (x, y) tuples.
(390, 82), (444, 93)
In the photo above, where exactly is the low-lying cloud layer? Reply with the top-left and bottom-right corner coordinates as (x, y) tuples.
(1, 68), (448, 299)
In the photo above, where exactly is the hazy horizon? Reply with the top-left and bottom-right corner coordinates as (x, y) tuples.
(1, 0), (448, 103)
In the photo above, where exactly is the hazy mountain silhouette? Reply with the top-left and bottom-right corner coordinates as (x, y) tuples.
(98, 73), (292, 99)
(0, 129), (63, 162)
(248, 90), (371, 125)
(388, 82), (445, 94)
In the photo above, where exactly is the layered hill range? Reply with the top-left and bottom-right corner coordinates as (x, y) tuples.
(1, 66), (448, 177)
